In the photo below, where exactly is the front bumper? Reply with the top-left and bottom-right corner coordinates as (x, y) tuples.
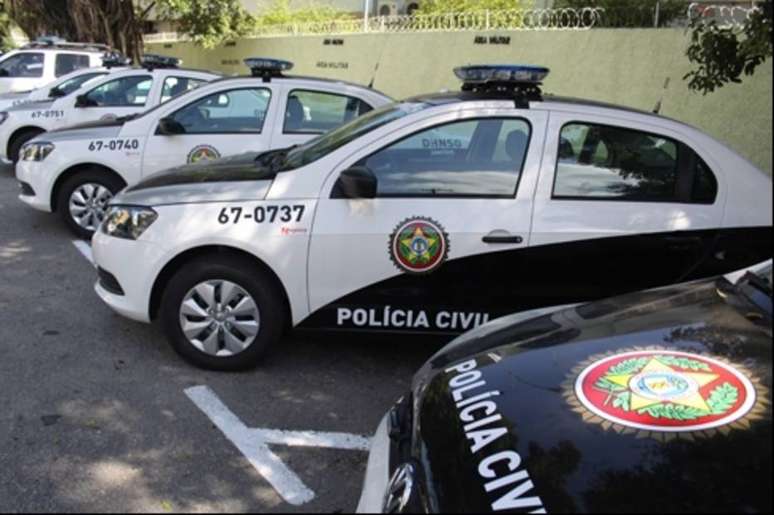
(357, 414), (391, 513)
(92, 230), (165, 323)
(15, 158), (54, 212)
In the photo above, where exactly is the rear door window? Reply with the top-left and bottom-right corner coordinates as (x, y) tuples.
(284, 90), (373, 134)
(554, 123), (680, 201)
(55, 53), (90, 77)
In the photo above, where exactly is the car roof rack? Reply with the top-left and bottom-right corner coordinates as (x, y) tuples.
(22, 37), (111, 53)
(454, 65), (549, 108)
(244, 58), (293, 82)
(102, 51), (132, 69)
(141, 54), (182, 70)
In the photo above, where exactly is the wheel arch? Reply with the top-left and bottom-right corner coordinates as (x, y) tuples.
(7, 125), (46, 156)
(51, 163), (127, 212)
(149, 245), (292, 326)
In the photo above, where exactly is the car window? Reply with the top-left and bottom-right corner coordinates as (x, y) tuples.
(361, 118), (530, 197)
(55, 72), (106, 96)
(85, 75), (153, 107)
(692, 156), (718, 204)
(0, 52), (44, 78)
(284, 89), (373, 134)
(554, 122), (680, 201)
(170, 87), (271, 134)
(161, 76), (207, 103)
(280, 101), (428, 171)
(55, 53), (90, 77)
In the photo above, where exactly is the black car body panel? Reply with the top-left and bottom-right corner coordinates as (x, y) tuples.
(402, 275), (772, 513)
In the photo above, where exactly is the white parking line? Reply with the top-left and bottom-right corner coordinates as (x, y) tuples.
(185, 385), (372, 506)
(72, 240), (95, 266)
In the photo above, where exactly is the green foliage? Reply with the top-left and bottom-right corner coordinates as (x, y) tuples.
(0, 9), (14, 53)
(416, 0), (529, 15)
(707, 382), (739, 415)
(655, 355), (711, 372)
(554, 0), (686, 28)
(685, 4), (773, 94)
(155, 0), (256, 49)
(255, 0), (348, 27)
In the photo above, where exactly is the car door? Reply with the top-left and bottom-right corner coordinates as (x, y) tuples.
(274, 86), (376, 148)
(528, 112), (725, 305)
(140, 84), (277, 176)
(0, 51), (46, 93)
(62, 73), (156, 127)
(304, 109), (548, 334)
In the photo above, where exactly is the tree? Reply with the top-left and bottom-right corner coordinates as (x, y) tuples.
(154, 0), (256, 49)
(2, 0), (145, 60)
(417, 0), (529, 14)
(684, 2), (773, 94)
(554, 0), (686, 28)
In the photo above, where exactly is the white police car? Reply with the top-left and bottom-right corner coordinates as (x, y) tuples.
(91, 65), (773, 371)
(0, 51), (130, 112)
(1, 54), (216, 164)
(16, 58), (392, 238)
(0, 38), (107, 95)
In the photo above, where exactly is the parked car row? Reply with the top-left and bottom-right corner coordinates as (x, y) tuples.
(2, 48), (771, 512)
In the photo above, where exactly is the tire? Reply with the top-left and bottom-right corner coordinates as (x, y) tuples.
(56, 168), (125, 240)
(9, 129), (44, 163)
(159, 256), (287, 371)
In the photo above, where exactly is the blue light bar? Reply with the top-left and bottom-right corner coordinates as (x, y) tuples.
(102, 51), (131, 69)
(141, 54), (182, 69)
(244, 58), (294, 75)
(454, 65), (550, 85)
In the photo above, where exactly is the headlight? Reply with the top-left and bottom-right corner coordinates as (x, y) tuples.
(20, 141), (55, 161)
(0, 112), (8, 125)
(101, 205), (158, 240)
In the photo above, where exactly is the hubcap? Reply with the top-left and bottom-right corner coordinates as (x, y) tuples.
(179, 280), (261, 357)
(69, 183), (113, 232)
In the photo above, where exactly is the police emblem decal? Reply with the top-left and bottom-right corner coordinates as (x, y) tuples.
(389, 217), (449, 274)
(187, 145), (221, 164)
(568, 350), (767, 436)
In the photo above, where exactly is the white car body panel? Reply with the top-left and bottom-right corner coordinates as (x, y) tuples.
(1, 67), (218, 161)
(0, 48), (103, 95)
(16, 76), (392, 214)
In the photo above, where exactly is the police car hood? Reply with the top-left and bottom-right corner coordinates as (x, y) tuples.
(115, 152), (273, 207)
(6, 99), (53, 112)
(42, 123), (124, 142)
(411, 277), (772, 512)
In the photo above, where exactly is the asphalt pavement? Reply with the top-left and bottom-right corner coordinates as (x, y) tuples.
(0, 163), (438, 512)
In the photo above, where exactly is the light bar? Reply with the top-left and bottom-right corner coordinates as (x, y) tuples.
(102, 51), (131, 69)
(454, 65), (550, 85)
(141, 54), (182, 69)
(244, 58), (294, 76)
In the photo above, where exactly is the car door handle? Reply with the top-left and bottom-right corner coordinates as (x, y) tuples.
(482, 231), (523, 244)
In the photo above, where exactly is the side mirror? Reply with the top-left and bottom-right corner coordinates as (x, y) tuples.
(332, 166), (377, 199)
(48, 87), (65, 99)
(156, 116), (186, 135)
(74, 94), (96, 108)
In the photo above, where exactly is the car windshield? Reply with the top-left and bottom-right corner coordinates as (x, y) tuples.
(278, 100), (430, 171)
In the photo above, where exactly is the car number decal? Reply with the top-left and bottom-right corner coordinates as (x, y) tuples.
(218, 205), (306, 225)
(30, 110), (64, 119)
(88, 139), (141, 152)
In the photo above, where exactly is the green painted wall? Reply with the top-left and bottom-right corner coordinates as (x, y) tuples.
(147, 28), (772, 173)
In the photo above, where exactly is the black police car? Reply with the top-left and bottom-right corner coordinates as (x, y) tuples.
(358, 261), (772, 513)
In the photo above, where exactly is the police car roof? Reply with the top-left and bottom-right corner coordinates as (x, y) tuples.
(209, 74), (390, 97)
(408, 90), (696, 130)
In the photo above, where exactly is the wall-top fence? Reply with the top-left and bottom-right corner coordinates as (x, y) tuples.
(143, 2), (763, 43)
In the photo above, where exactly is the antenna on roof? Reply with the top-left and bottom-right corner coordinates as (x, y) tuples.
(455, 65), (549, 108)
(653, 77), (670, 114)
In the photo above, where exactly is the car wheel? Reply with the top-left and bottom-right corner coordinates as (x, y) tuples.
(57, 169), (124, 240)
(160, 256), (286, 371)
(9, 129), (44, 163)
